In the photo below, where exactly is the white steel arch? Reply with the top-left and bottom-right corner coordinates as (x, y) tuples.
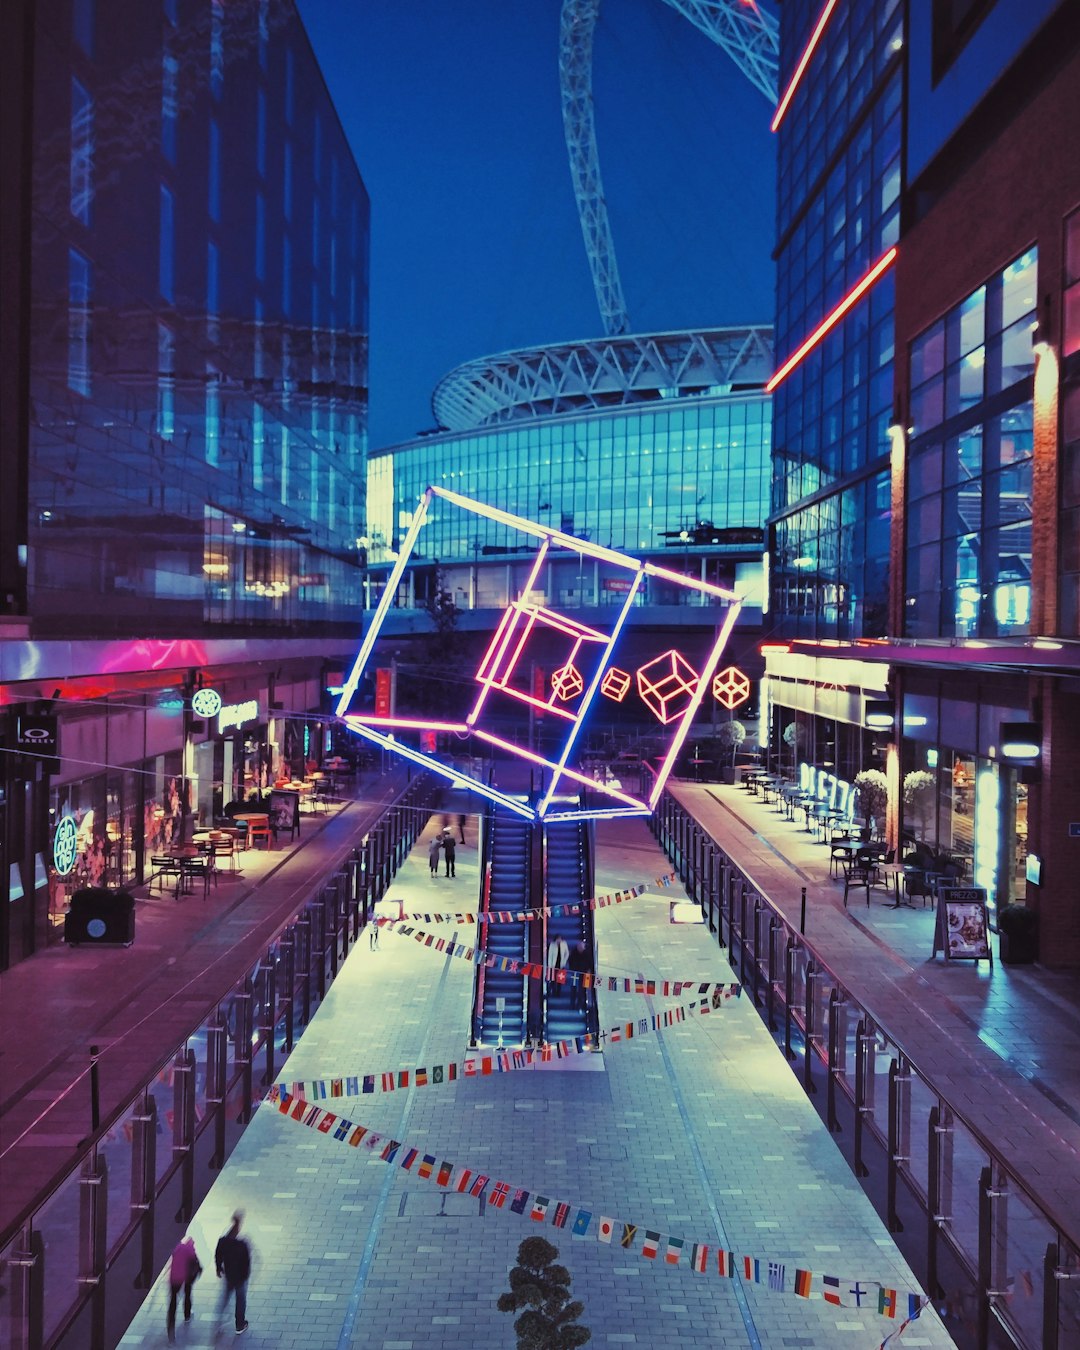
(559, 0), (779, 336)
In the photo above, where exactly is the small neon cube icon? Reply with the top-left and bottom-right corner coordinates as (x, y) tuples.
(712, 665), (750, 710)
(636, 650), (699, 724)
(551, 663), (584, 702)
(600, 667), (631, 702)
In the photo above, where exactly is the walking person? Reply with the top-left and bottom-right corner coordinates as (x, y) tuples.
(166, 1235), (202, 1342)
(215, 1211), (251, 1335)
(442, 832), (456, 877)
(428, 835), (442, 878)
(568, 940), (590, 1012)
(457, 813), (467, 845)
(546, 933), (569, 996)
(369, 919), (380, 950)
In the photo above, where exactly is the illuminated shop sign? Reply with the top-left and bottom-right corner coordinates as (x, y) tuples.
(53, 816), (78, 876)
(798, 761), (856, 821)
(218, 698), (260, 734)
(191, 687), (223, 718)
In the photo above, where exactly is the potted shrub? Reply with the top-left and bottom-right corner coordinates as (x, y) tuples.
(996, 904), (1039, 965)
(853, 769), (888, 837)
(498, 1237), (591, 1349)
(717, 720), (746, 783)
(903, 769), (935, 841)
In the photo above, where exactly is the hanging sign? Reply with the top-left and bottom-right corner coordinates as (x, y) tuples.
(53, 816), (78, 876)
(218, 698), (260, 733)
(191, 687), (223, 718)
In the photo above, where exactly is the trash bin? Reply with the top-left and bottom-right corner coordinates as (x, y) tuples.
(65, 887), (136, 946)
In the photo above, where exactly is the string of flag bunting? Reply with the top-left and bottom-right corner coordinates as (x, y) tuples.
(264, 1086), (930, 1327)
(393, 871), (677, 926)
(276, 992), (740, 1100)
(376, 918), (740, 1001)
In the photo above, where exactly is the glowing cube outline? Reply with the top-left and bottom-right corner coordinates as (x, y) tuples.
(334, 485), (742, 822)
(551, 662), (584, 701)
(600, 667), (632, 702)
(712, 665), (751, 710)
(636, 650), (701, 725)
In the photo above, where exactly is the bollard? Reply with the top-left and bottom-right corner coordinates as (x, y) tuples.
(800, 885), (807, 935)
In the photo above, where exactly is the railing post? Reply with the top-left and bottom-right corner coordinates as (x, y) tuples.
(312, 899), (327, 1002)
(803, 963), (817, 1094)
(77, 1149), (108, 1350)
(6, 1226), (44, 1350)
(327, 882), (340, 979)
(751, 896), (763, 1007)
(234, 980), (253, 1122)
(173, 1046), (196, 1223)
(1042, 1241), (1060, 1350)
(977, 1163), (1009, 1350)
(279, 929), (295, 1053)
(784, 937), (796, 1062)
(719, 861), (731, 948)
(298, 912), (313, 1026)
(207, 1012), (228, 1170)
(927, 1103), (952, 1298)
(887, 1057), (910, 1232)
(738, 883), (749, 988)
(261, 956), (278, 1087)
(827, 987), (845, 1133)
(853, 1020), (875, 1178)
(131, 1088), (158, 1289)
(767, 916), (780, 1032)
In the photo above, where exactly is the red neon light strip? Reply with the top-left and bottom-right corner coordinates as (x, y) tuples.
(770, 0), (839, 132)
(472, 730), (645, 809)
(474, 606), (516, 683)
(472, 678), (577, 722)
(765, 247), (897, 393)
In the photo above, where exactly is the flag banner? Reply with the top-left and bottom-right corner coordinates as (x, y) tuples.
(394, 872), (678, 925)
(274, 993), (740, 1103)
(265, 1088), (929, 1314)
(377, 919), (739, 1004)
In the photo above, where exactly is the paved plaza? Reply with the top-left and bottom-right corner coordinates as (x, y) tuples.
(117, 815), (954, 1349)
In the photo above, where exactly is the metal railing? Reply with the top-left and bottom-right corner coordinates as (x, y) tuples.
(0, 775), (436, 1350)
(651, 788), (1080, 1350)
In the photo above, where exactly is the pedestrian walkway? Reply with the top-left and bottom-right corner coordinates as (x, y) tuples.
(0, 771), (411, 1235)
(666, 780), (1080, 1228)
(117, 815), (954, 1349)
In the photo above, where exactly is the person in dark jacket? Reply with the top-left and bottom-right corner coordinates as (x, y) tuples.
(568, 940), (591, 1011)
(166, 1235), (202, 1341)
(442, 832), (456, 877)
(215, 1212), (251, 1334)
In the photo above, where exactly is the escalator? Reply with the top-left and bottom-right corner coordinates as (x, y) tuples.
(542, 819), (597, 1044)
(471, 806), (531, 1047)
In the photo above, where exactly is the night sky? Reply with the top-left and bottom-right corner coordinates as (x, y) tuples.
(298, 0), (778, 450)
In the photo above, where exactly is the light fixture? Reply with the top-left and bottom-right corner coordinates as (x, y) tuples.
(865, 700), (895, 730)
(1000, 721), (1041, 760)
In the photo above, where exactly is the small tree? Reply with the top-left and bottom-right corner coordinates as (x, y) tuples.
(782, 720), (805, 771)
(853, 769), (888, 834)
(903, 769), (935, 840)
(498, 1237), (591, 1350)
(717, 719), (746, 768)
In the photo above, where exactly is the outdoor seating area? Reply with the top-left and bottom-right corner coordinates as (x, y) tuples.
(740, 767), (970, 913)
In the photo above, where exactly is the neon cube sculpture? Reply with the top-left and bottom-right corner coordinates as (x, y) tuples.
(637, 651), (700, 725)
(600, 667), (631, 702)
(335, 486), (741, 823)
(712, 665), (751, 710)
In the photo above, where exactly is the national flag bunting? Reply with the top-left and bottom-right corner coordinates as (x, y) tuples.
(620, 1224), (637, 1249)
(665, 1236), (684, 1265)
(744, 1257), (760, 1283)
(691, 1244), (708, 1273)
(488, 1181), (511, 1209)
(878, 1288), (897, 1318)
(552, 1203), (571, 1229)
(823, 1275), (842, 1305)
(794, 1269), (812, 1299)
(572, 1210), (592, 1237)
(717, 1250), (734, 1277)
(767, 1262), (786, 1292)
(598, 1216), (614, 1244)
(642, 1231), (660, 1260)
(509, 1189), (530, 1215)
(531, 1196), (550, 1222)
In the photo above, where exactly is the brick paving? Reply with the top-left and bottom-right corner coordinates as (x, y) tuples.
(116, 814), (955, 1349)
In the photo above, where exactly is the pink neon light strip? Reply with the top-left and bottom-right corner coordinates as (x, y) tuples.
(770, 0), (839, 132)
(335, 489), (432, 718)
(544, 807), (649, 824)
(472, 729), (645, 809)
(648, 599), (742, 809)
(345, 716), (468, 734)
(471, 677), (577, 722)
(467, 541), (551, 726)
(539, 570), (645, 816)
(766, 247), (897, 393)
(474, 606), (516, 683)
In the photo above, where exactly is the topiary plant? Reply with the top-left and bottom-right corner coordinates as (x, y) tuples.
(903, 769), (936, 840)
(853, 769), (888, 833)
(717, 719), (746, 767)
(498, 1236), (591, 1350)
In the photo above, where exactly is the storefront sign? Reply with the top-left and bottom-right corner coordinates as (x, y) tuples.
(191, 687), (223, 718)
(933, 887), (992, 963)
(268, 788), (301, 839)
(17, 712), (58, 757)
(53, 816), (78, 876)
(798, 761), (855, 820)
(375, 669), (393, 717)
(218, 698), (260, 733)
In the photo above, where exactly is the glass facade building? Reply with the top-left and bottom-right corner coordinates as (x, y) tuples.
(17, 0), (369, 636)
(365, 329), (772, 620)
(769, 0), (903, 639)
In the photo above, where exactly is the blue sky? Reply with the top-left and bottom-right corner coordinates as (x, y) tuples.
(298, 0), (777, 449)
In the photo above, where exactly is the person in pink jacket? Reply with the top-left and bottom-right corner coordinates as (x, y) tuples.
(166, 1235), (203, 1340)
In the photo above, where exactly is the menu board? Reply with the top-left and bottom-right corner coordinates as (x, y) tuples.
(268, 789), (301, 839)
(934, 886), (992, 963)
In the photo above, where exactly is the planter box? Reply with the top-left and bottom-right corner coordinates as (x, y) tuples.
(998, 929), (1037, 965)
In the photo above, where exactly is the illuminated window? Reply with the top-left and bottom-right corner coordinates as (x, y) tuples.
(159, 183), (174, 301)
(67, 249), (92, 396)
(70, 78), (93, 225)
(157, 322), (175, 439)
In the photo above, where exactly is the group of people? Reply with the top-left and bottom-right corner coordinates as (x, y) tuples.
(546, 935), (592, 1011)
(428, 815), (466, 878)
(166, 1211), (251, 1339)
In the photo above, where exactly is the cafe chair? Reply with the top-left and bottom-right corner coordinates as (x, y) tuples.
(150, 855), (183, 895)
(840, 857), (871, 909)
(903, 869), (933, 908)
(211, 837), (237, 872)
(247, 821), (272, 849)
(829, 840), (850, 878)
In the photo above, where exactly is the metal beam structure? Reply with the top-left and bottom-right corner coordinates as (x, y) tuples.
(559, 0), (779, 335)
